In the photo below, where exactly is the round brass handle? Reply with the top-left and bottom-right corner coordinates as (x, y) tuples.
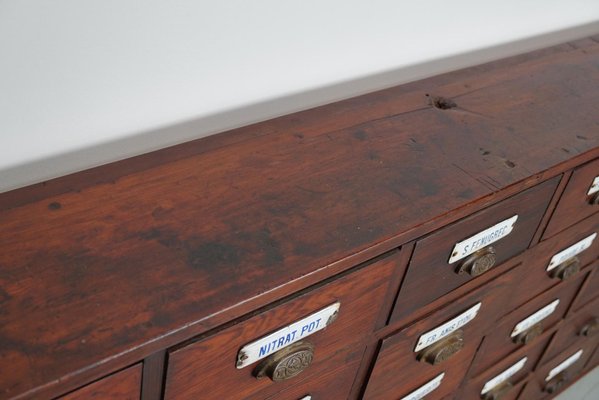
(482, 381), (513, 400)
(544, 372), (569, 394)
(254, 341), (314, 382)
(418, 330), (464, 365)
(513, 322), (543, 345)
(456, 247), (497, 277)
(549, 257), (580, 280)
(580, 317), (599, 337)
(589, 192), (599, 205)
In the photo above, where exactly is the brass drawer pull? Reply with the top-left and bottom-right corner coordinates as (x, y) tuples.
(544, 371), (569, 394)
(456, 247), (497, 277)
(512, 322), (543, 345)
(548, 257), (580, 280)
(580, 317), (599, 337)
(481, 381), (513, 400)
(418, 330), (464, 365)
(254, 341), (314, 382)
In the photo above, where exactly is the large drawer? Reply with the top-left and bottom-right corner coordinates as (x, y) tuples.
(544, 157), (599, 239)
(58, 364), (142, 400)
(363, 265), (519, 400)
(163, 252), (397, 400)
(390, 178), (559, 323)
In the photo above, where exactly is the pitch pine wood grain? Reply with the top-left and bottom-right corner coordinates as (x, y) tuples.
(58, 364), (141, 400)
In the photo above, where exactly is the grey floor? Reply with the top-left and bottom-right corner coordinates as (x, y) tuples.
(555, 366), (599, 399)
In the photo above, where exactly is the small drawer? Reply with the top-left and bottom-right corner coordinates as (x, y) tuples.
(470, 273), (584, 374)
(163, 252), (397, 400)
(391, 178), (559, 323)
(572, 260), (599, 311)
(363, 270), (516, 400)
(544, 157), (599, 239)
(58, 364), (142, 400)
(458, 335), (549, 400)
(507, 214), (599, 309)
(520, 339), (596, 399)
(543, 295), (599, 362)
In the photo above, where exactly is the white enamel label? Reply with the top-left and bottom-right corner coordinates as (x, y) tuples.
(546, 349), (583, 382)
(547, 233), (597, 271)
(400, 373), (445, 400)
(511, 299), (560, 337)
(448, 215), (518, 264)
(236, 302), (340, 369)
(587, 176), (599, 195)
(299, 397), (312, 400)
(481, 357), (528, 395)
(414, 303), (482, 352)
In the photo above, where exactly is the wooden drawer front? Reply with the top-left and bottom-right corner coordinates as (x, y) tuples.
(251, 359), (361, 400)
(507, 214), (599, 310)
(470, 273), (584, 374)
(390, 178), (558, 323)
(544, 158), (599, 239)
(573, 261), (599, 311)
(163, 253), (396, 400)
(520, 339), (596, 399)
(59, 364), (142, 400)
(363, 269), (517, 400)
(543, 295), (599, 362)
(459, 335), (549, 400)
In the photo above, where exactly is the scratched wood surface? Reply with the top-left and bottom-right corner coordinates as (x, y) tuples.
(1, 38), (599, 399)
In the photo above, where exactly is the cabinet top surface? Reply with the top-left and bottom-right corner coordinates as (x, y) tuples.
(1, 1), (598, 193)
(1, 34), (599, 400)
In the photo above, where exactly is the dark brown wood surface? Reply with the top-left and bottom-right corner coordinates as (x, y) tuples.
(58, 364), (141, 400)
(573, 261), (599, 311)
(2, 38), (599, 399)
(543, 157), (599, 239)
(390, 177), (559, 323)
(587, 345), (599, 372)
(140, 351), (166, 400)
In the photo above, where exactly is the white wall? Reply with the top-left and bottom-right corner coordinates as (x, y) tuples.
(1, 1), (599, 192)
